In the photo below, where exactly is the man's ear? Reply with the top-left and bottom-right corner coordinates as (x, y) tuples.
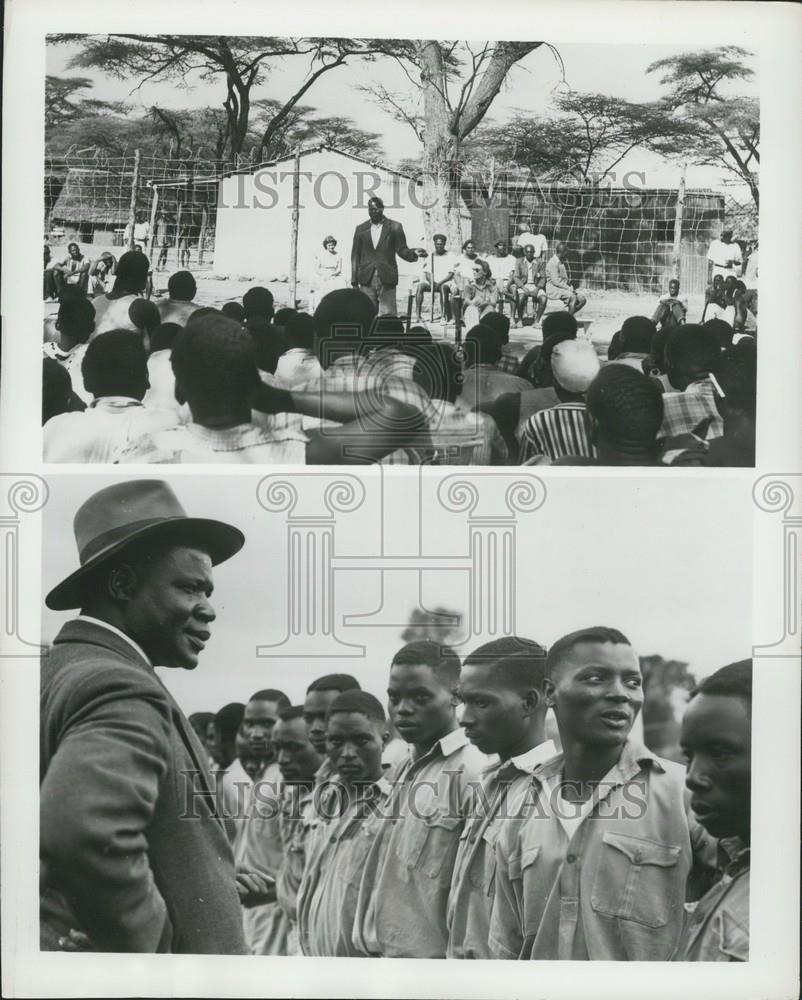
(521, 686), (541, 716)
(381, 727), (391, 749)
(106, 563), (138, 602)
(543, 677), (557, 710)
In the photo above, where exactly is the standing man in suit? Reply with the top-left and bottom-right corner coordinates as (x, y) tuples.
(40, 479), (265, 953)
(351, 196), (427, 316)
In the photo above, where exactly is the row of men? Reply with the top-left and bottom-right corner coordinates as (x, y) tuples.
(40, 481), (751, 959)
(41, 259), (756, 467)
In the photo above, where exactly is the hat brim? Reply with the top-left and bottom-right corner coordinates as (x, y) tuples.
(46, 516), (245, 611)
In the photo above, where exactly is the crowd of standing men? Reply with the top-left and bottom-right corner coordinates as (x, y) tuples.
(40, 479), (751, 961)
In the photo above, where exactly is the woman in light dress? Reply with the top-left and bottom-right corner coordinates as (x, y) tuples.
(462, 258), (499, 329)
(309, 236), (347, 311)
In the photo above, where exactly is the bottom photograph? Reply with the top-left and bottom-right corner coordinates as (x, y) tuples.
(39, 472), (752, 963)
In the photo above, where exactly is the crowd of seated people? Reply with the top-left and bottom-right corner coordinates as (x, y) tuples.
(42, 251), (757, 467)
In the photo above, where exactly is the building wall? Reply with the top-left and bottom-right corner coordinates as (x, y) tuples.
(214, 149), (471, 283)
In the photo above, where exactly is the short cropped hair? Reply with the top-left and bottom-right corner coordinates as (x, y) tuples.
(249, 688), (290, 708)
(313, 288), (377, 359)
(586, 364), (664, 447)
(412, 342), (462, 403)
(307, 674), (361, 695)
(546, 626), (632, 678)
(57, 298), (95, 342)
(692, 659), (752, 712)
(666, 325), (721, 377)
(368, 196), (384, 209)
(243, 286), (275, 321)
(465, 324), (502, 366)
(391, 639), (461, 689)
(128, 298), (161, 334)
(215, 702), (245, 741)
(433, 233), (447, 242)
(247, 316), (287, 374)
(541, 312), (578, 340)
(150, 322), (182, 354)
(286, 312), (315, 351)
(82, 329), (148, 399)
(167, 270), (196, 302)
(221, 301), (246, 322)
(327, 690), (386, 724)
(703, 318), (735, 351)
(171, 313), (261, 410)
(479, 311), (511, 345)
(620, 316), (656, 355)
(278, 705), (306, 723)
(464, 636), (548, 691)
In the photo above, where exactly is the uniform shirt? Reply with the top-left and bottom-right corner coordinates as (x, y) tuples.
(297, 777), (392, 956)
(672, 837), (749, 962)
(276, 785), (321, 953)
(659, 379), (724, 441)
(519, 402), (596, 463)
(123, 419), (309, 464)
(489, 741), (707, 961)
(707, 239), (742, 279)
(234, 761), (290, 955)
(447, 739), (558, 958)
(43, 397), (177, 464)
(352, 727), (490, 958)
(426, 398), (508, 465)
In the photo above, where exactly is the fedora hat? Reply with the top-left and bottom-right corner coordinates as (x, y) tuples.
(46, 480), (245, 611)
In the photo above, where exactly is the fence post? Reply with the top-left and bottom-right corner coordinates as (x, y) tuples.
(126, 148), (141, 251)
(672, 163), (686, 282)
(289, 146), (301, 308)
(148, 183), (159, 260)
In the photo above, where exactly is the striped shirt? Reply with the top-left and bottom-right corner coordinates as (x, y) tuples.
(659, 379), (724, 441)
(520, 402), (596, 462)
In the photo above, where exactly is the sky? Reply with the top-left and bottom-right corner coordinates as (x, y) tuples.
(41, 471), (754, 717)
(46, 38), (759, 194)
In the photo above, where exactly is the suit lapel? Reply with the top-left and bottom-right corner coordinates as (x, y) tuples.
(376, 219), (390, 251)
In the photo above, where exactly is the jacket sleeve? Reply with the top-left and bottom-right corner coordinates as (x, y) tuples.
(351, 228), (361, 284)
(40, 664), (174, 952)
(393, 223), (419, 264)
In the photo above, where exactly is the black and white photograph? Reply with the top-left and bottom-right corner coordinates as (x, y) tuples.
(40, 34), (759, 467)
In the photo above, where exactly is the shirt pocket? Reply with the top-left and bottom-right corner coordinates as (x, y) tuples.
(481, 824), (500, 897)
(591, 831), (682, 928)
(339, 824), (377, 889)
(398, 810), (463, 884)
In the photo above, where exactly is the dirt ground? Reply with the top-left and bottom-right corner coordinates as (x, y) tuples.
(44, 241), (705, 354)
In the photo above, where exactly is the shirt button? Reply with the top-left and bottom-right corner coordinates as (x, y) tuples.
(566, 853), (577, 864)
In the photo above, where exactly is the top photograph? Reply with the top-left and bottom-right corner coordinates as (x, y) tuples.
(41, 37), (759, 467)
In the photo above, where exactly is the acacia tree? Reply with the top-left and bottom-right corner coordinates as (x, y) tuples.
(647, 47), (759, 206)
(362, 40), (545, 245)
(52, 35), (389, 160)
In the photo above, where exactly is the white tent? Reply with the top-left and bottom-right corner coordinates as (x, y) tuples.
(213, 146), (471, 285)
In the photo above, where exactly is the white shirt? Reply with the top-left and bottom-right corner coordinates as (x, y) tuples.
(744, 249), (758, 288)
(43, 396), (178, 463)
(707, 239), (742, 278)
(126, 419), (309, 464)
(143, 350), (190, 422)
(370, 221), (384, 249)
(488, 254), (514, 282)
(452, 254), (478, 281)
(43, 341), (91, 404)
(424, 250), (457, 282)
(274, 348), (323, 388)
(516, 232), (548, 257)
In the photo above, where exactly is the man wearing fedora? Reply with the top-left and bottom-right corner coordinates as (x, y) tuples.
(40, 479), (256, 953)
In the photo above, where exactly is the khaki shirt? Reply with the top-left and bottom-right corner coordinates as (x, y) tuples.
(276, 785), (320, 930)
(672, 838), (749, 962)
(489, 740), (708, 961)
(353, 727), (490, 957)
(297, 777), (392, 956)
(446, 740), (558, 959)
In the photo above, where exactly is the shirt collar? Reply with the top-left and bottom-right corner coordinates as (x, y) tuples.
(89, 396), (144, 410)
(75, 615), (152, 666)
(718, 836), (750, 876)
(485, 739), (558, 780)
(436, 726), (470, 757)
(533, 738), (664, 785)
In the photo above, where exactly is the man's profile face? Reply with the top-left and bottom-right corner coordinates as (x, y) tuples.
(326, 711), (385, 783)
(242, 699), (283, 762)
(458, 663), (533, 756)
(368, 200), (384, 224)
(272, 717), (322, 783)
(303, 689), (341, 755)
(681, 692), (751, 839)
(433, 236), (446, 253)
(387, 661), (455, 748)
(547, 641), (643, 750)
(121, 545), (215, 670)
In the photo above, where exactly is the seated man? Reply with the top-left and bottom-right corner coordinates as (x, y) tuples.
(142, 322), (186, 420)
(519, 338), (600, 463)
(157, 270), (201, 326)
(296, 692), (392, 957)
(553, 363), (665, 467)
(43, 329), (177, 463)
(673, 660), (751, 962)
(125, 311), (427, 464)
(274, 312), (323, 388)
(87, 252), (117, 297)
(652, 278), (687, 331)
(702, 273), (730, 323)
(730, 280), (757, 338)
(513, 244), (547, 327)
(412, 342), (508, 465)
(489, 626), (709, 961)
(42, 357), (85, 424)
(42, 298), (96, 404)
(659, 325), (724, 442)
(52, 242), (90, 297)
(545, 242), (586, 315)
(607, 315), (657, 371)
(479, 312), (519, 373)
(414, 233), (455, 322)
(456, 325), (532, 412)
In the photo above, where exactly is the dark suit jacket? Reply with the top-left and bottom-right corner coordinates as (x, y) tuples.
(351, 217), (419, 288)
(40, 619), (247, 954)
(513, 256), (546, 289)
